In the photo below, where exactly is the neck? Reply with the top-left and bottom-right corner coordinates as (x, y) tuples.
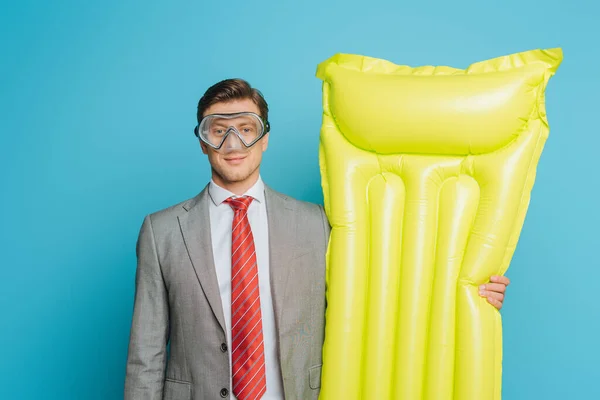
(212, 170), (260, 196)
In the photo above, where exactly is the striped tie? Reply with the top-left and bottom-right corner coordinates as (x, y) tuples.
(224, 196), (266, 400)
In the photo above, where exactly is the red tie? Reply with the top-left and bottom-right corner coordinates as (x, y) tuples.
(224, 196), (266, 400)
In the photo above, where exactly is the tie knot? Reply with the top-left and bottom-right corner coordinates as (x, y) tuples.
(224, 195), (254, 212)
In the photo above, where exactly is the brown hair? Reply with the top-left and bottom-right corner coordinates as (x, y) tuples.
(197, 78), (269, 122)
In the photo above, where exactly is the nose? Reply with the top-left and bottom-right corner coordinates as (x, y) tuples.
(218, 129), (247, 154)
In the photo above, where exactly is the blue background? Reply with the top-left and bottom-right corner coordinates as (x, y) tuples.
(1, 0), (598, 398)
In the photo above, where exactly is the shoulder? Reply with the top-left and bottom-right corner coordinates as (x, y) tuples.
(143, 187), (208, 231)
(265, 185), (324, 215)
(265, 185), (330, 233)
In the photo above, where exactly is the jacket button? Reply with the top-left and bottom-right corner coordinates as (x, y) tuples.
(220, 342), (228, 352)
(220, 388), (229, 398)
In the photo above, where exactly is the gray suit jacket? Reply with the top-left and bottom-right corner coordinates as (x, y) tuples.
(124, 184), (330, 400)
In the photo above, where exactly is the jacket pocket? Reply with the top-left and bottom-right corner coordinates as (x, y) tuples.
(164, 378), (191, 400)
(309, 364), (322, 389)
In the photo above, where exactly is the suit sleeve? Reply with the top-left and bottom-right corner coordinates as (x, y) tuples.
(124, 215), (169, 400)
(318, 204), (331, 280)
(318, 204), (331, 242)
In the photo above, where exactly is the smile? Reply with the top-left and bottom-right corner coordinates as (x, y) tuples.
(224, 155), (247, 164)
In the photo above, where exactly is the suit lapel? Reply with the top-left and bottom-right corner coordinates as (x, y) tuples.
(265, 186), (296, 336)
(177, 184), (297, 339)
(178, 186), (226, 333)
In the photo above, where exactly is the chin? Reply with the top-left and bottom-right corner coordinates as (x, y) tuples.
(213, 158), (260, 185)
(220, 169), (254, 183)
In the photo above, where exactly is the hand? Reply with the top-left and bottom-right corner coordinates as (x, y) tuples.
(479, 275), (510, 310)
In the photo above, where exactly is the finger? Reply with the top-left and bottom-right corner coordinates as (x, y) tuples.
(490, 275), (510, 286)
(479, 283), (507, 294)
(479, 290), (504, 303)
(486, 296), (503, 310)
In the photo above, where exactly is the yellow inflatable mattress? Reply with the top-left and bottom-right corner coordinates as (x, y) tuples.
(315, 48), (562, 399)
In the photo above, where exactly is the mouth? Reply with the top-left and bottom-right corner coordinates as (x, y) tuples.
(224, 154), (247, 165)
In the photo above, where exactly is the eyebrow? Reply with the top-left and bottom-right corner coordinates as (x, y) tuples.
(213, 116), (255, 125)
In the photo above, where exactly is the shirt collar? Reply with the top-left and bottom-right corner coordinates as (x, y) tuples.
(208, 176), (265, 206)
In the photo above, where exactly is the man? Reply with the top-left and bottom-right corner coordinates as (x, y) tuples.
(124, 79), (510, 400)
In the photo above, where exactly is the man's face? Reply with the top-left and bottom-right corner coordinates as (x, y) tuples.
(200, 98), (269, 187)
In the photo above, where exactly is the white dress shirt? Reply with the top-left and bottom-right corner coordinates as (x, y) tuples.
(208, 176), (284, 399)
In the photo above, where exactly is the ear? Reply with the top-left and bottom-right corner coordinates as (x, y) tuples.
(261, 133), (269, 151)
(200, 141), (209, 155)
